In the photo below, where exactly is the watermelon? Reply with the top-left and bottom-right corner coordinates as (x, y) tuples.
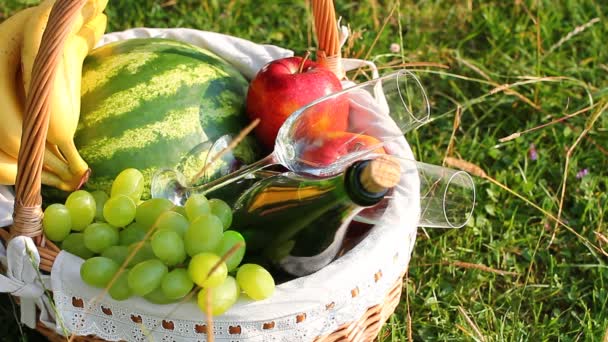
(74, 38), (260, 199)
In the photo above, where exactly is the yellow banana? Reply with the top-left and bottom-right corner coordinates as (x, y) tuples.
(63, 12), (108, 133)
(0, 7), (74, 182)
(78, 13), (108, 51)
(21, 0), (108, 182)
(0, 148), (73, 192)
(47, 142), (68, 163)
(21, 0), (109, 92)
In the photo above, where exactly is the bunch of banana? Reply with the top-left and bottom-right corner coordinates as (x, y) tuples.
(0, 0), (108, 191)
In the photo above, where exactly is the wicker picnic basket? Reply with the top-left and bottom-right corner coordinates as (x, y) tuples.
(3, 0), (412, 340)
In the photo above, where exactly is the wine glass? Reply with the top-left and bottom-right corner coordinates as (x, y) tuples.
(152, 135), (243, 205)
(353, 155), (476, 228)
(151, 69), (430, 203)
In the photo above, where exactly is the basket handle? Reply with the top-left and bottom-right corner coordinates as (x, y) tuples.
(11, 0), (88, 240)
(312, 0), (344, 79)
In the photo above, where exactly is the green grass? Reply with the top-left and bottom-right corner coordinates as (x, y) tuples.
(1, 0), (607, 341)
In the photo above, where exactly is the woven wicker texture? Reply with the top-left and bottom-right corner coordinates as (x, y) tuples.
(6, 0), (406, 340)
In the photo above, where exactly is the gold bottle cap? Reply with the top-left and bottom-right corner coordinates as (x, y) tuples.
(360, 155), (402, 193)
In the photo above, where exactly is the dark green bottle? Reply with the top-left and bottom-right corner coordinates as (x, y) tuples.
(202, 169), (280, 208)
(232, 158), (399, 276)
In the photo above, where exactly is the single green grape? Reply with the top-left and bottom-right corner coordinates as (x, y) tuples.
(126, 242), (155, 267)
(90, 190), (109, 222)
(119, 222), (147, 246)
(135, 198), (174, 231)
(110, 168), (145, 202)
(184, 214), (223, 256)
(209, 198), (232, 230)
(144, 287), (178, 305)
(197, 276), (239, 315)
(42, 204), (72, 241)
(188, 252), (227, 288)
(101, 245), (129, 266)
(83, 223), (119, 253)
(215, 231), (246, 272)
(103, 194), (136, 227)
(155, 211), (189, 238)
(80, 257), (119, 288)
(236, 264), (275, 300)
(108, 269), (132, 301)
(61, 233), (95, 259)
(151, 230), (186, 266)
(161, 268), (193, 300)
(65, 190), (96, 231)
(184, 194), (210, 221)
(127, 259), (168, 296)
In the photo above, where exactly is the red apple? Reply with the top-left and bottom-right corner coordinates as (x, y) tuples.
(300, 131), (386, 167)
(246, 56), (348, 150)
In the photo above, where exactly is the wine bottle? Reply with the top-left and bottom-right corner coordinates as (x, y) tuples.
(232, 157), (401, 276)
(202, 169), (281, 207)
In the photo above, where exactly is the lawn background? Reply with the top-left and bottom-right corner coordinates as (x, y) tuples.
(1, 0), (607, 341)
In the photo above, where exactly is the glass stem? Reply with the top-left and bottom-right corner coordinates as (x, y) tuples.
(195, 153), (277, 195)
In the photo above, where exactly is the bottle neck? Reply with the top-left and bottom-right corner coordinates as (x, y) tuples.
(344, 160), (389, 207)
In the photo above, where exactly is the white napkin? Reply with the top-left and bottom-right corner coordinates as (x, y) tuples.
(98, 28), (294, 80)
(0, 186), (14, 228)
(0, 236), (55, 328)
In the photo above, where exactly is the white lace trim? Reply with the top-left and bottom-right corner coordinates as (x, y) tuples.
(50, 228), (414, 341)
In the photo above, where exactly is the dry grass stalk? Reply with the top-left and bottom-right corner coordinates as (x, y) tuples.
(442, 106), (462, 165)
(457, 306), (486, 342)
(548, 18), (600, 53)
(457, 58), (491, 81)
(208, 241), (244, 277)
(443, 157), (608, 257)
(160, 0), (176, 7)
(352, 2), (398, 79)
(487, 73), (607, 156)
(455, 324), (484, 342)
(498, 103), (598, 143)
(533, 0), (542, 105)
(443, 157), (488, 178)
(368, 0), (380, 30)
(451, 261), (518, 276)
(489, 76), (567, 95)
(405, 272), (413, 342)
(596, 232), (608, 246)
(456, 56), (541, 110)
(377, 60), (450, 70)
(595, 232), (608, 256)
(342, 28), (363, 59)
(549, 101), (607, 245)
(516, 0), (537, 25)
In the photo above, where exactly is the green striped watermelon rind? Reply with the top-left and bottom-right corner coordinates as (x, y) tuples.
(48, 38), (261, 202)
